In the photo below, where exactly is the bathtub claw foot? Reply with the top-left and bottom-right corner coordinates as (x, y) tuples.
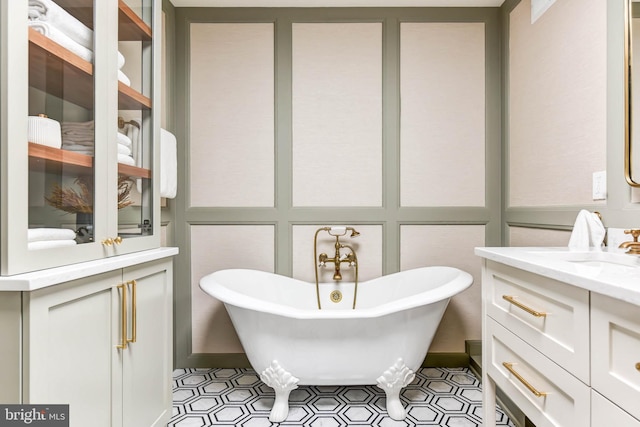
(260, 360), (299, 422)
(376, 358), (415, 421)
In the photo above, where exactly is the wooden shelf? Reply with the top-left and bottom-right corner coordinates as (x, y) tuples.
(28, 143), (152, 179)
(54, 0), (153, 42)
(29, 29), (152, 111)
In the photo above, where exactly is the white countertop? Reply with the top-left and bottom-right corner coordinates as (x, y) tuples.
(475, 246), (640, 307)
(0, 247), (179, 291)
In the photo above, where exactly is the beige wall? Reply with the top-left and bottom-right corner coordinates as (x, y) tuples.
(508, 0), (607, 207)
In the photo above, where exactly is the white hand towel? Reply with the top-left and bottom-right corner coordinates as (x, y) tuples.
(29, 0), (93, 50)
(118, 51), (125, 69)
(28, 21), (93, 63)
(117, 132), (132, 148)
(118, 143), (132, 156)
(28, 240), (77, 250)
(28, 228), (76, 242)
(118, 153), (136, 166)
(160, 128), (177, 199)
(568, 210), (606, 250)
(118, 70), (131, 86)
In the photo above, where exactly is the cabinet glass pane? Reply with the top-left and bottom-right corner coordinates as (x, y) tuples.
(28, 0), (97, 249)
(117, 0), (153, 239)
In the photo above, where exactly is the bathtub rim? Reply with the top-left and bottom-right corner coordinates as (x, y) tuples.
(199, 266), (473, 320)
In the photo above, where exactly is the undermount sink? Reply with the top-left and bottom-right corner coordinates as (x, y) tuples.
(528, 250), (640, 276)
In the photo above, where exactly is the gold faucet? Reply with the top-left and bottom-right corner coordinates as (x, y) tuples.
(619, 229), (640, 254)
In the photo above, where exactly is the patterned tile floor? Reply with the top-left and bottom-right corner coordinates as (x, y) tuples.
(170, 367), (515, 426)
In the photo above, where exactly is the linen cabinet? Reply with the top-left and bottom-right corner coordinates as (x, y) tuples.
(0, 0), (162, 275)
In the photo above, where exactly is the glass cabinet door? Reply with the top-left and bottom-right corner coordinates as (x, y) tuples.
(28, 0), (97, 249)
(116, 0), (154, 242)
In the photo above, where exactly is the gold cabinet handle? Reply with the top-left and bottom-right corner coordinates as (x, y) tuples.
(114, 236), (123, 245)
(102, 238), (114, 246)
(127, 280), (137, 343)
(503, 362), (547, 397)
(502, 295), (547, 318)
(117, 284), (128, 350)
(636, 362), (640, 372)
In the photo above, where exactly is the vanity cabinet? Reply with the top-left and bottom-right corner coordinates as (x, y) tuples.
(479, 254), (640, 427)
(0, 252), (175, 427)
(0, 0), (161, 275)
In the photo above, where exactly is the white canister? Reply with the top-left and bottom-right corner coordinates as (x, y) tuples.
(28, 114), (62, 148)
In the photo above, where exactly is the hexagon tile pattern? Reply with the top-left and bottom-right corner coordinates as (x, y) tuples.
(169, 367), (515, 426)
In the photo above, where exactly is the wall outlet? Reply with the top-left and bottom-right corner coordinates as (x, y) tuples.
(592, 171), (607, 200)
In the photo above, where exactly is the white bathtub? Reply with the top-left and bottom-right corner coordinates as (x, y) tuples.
(199, 266), (473, 421)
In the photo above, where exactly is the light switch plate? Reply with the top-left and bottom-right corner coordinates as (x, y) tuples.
(592, 171), (606, 200)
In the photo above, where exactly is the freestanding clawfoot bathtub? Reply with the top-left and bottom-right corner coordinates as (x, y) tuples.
(199, 266), (473, 422)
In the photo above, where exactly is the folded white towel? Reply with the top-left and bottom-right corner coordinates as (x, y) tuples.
(117, 132), (132, 148)
(125, 120), (142, 168)
(28, 21), (93, 63)
(28, 228), (76, 242)
(28, 115), (62, 148)
(118, 153), (136, 166)
(28, 240), (77, 250)
(160, 128), (177, 199)
(568, 210), (606, 250)
(118, 70), (131, 86)
(29, 0), (93, 50)
(118, 143), (132, 156)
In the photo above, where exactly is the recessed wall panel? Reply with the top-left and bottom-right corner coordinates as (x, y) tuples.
(400, 23), (485, 207)
(190, 225), (275, 353)
(400, 225), (485, 352)
(292, 23), (382, 207)
(189, 23), (274, 207)
(509, 226), (570, 247)
(508, 0), (606, 206)
(292, 225), (383, 284)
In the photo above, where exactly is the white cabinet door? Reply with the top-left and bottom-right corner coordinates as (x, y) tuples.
(121, 260), (173, 427)
(24, 271), (123, 427)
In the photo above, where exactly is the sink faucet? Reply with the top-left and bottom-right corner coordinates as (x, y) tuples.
(618, 229), (640, 254)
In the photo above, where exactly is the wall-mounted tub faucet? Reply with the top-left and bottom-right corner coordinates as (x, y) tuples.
(313, 226), (360, 309)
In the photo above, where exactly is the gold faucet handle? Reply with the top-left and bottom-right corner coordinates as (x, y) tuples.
(624, 229), (640, 242)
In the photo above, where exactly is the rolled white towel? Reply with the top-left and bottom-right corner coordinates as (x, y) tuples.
(117, 132), (132, 148)
(118, 70), (131, 86)
(118, 143), (132, 156)
(28, 0), (93, 50)
(28, 228), (77, 242)
(118, 153), (136, 166)
(28, 240), (77, 250)
(118, 51), (125, 69)
(28, 21), (93, 63)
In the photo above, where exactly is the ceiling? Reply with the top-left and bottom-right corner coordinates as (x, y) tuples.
(169, 0), (505, 7)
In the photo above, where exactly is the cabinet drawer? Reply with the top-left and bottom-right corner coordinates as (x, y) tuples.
(591, 293), (640, 420)
(485, 318), (590, 427)
(484, 261), (590, 382)
(591, 390), (640, 427)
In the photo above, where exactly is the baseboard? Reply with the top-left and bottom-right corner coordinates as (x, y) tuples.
(179, 351), (470, 369)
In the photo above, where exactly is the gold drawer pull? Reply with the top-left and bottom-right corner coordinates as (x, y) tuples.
(117, 284), (128, 350)
(502, 295), (547, 318)
(636, 362), (640, 372)
(503, 362), (547, 397)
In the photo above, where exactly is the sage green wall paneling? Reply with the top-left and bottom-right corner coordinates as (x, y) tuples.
(172, 7), (501, 367)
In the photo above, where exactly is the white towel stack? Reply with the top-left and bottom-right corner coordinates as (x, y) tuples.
(28, 0), (93, 63)
(28, 227), (77, 250)
(118, 51), (131, 86)
(117, 131), (135, 165)
(61, 120), (94, 155)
